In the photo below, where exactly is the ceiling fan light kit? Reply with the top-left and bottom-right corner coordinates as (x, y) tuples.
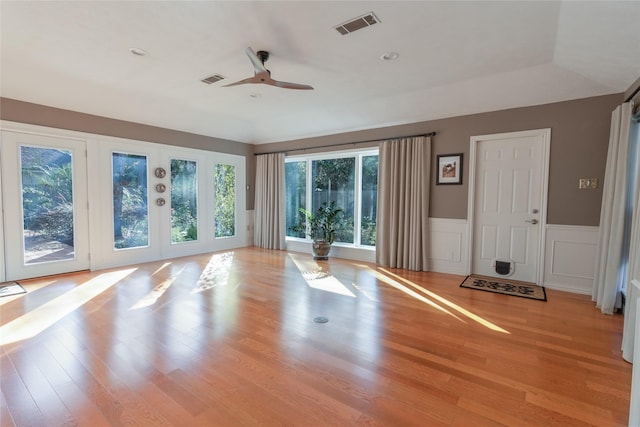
(223, 47), (314, 90)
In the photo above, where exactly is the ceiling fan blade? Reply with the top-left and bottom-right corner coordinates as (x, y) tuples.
(245, 47), (268, 74)
(272, 80), (314, 90)
(222, 76), (260, 87)
(223, 48), (313, 90)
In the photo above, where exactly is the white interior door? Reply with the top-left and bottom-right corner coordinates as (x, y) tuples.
(1, 131), (90, 280)
(469, 129), (550, 283)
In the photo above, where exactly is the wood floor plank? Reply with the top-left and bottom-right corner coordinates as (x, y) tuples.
(0, 247), (632, 426)
(8, 346), (77, 426)
(0, 387), (17, 427)
(0, 354), (47, 426)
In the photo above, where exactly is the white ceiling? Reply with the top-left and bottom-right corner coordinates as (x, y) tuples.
(1, 1), (639, 145)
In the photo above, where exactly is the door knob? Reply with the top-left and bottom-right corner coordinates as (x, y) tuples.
(525, 219), (538, 225)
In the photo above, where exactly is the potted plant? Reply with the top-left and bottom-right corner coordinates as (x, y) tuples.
(291, 201), (343, 260)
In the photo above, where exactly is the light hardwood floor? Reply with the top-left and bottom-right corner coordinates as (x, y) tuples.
(0, 247), (632, 426)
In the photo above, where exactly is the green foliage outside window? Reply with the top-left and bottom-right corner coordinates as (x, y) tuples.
(285, 153), (378, 247)
(285, 161), (306, 238)
(171, 159), (198, 243)
(360, 155), (378, 246)
(21, 147), (74, 245)
(215, 164), (235, 238)
(112, 153), (148, 249)
(312, 158), (355, 244)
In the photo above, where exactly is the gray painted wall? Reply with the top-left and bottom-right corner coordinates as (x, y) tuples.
(256, 93), (622, 226)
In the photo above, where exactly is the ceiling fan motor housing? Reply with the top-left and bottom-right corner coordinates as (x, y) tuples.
(257, 50), (269, 64)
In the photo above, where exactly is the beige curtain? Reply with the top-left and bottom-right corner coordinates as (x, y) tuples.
(376, 136), (431, 271)
(593, 102), (634, 314)
(254, 153), (286, 250)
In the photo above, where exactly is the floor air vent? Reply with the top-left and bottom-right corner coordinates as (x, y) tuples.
(201, 74), (225, 84)
(334, 12), (380, 35)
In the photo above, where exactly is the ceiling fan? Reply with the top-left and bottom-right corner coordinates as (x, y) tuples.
(224, 47), (313, 90)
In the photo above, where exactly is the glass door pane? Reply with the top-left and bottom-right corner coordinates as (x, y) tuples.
(112, 152), (148, 249)
(171, 159), (198, 243)
(21, 146), (75, 264)
(214, 164), (235, 238)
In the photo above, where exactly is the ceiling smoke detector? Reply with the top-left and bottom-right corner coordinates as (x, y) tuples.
(334, 12), (380, 35)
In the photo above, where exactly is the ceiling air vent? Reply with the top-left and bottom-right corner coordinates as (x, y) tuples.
(201, 74), (225, 84)
(334, 12), (380, 35)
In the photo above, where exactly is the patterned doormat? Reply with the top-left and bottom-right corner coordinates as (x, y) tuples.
(0, 281), (27, 298)
(460, 275), (547, 301)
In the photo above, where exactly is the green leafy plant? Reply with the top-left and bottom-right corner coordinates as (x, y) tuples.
(291, 201), (343, 245)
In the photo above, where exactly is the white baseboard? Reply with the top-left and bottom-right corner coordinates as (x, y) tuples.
(543, 225), (598, 295)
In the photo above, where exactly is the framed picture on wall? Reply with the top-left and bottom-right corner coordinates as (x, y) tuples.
(436, 153), (463, 185)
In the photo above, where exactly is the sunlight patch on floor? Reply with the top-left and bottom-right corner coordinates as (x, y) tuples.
(352, 283), (378, 301)
(130, 277), (175, 310)
(132, 265), (186, 309)
(151, 262), (172, 276)
(378, 267), (510, 334)
(193, 252), (234, 292)
(0, 268), (137, 345)
(289, 253), (355, 297)
(353, 263), (509, 334)
(361, 266), (460, 318)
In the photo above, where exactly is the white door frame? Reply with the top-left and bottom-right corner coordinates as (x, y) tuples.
(466, 128), (551, 284)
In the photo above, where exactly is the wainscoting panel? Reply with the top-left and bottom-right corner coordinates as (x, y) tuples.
(543, 225), (599, 294)
(428, 218), (468, 275)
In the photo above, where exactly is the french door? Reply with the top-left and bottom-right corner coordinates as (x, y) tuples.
(0, 127), (246, 278)
(1, 131), (90, 280)
(157, 150), (245, 257)
(92, 139), (246, 270)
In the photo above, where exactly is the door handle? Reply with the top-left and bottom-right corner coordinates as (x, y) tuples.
(525, 219), (538, 225)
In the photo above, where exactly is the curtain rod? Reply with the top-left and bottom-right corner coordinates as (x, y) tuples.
(254, 131), (437, 156)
